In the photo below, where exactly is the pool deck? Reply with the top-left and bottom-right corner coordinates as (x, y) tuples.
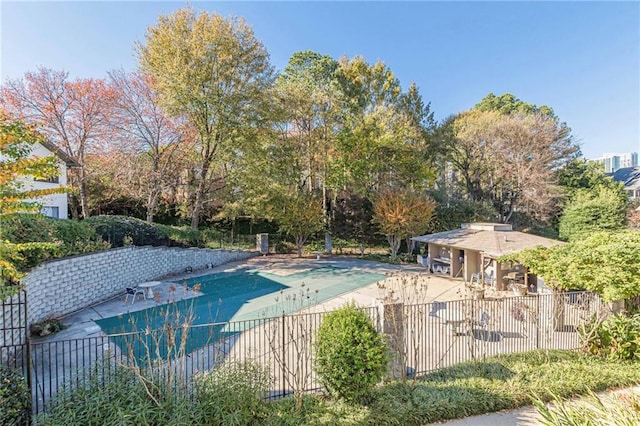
(37, 254), (468, 343)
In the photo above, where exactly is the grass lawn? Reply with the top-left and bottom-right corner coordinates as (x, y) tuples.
(269, 350), (640, 425)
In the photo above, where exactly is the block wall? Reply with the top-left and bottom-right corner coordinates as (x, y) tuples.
(23, 246), (254, 324)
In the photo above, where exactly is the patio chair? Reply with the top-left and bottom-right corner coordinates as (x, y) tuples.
(124, 286), (145, 304)
(470, 273), (480, 285)
(484, 271), (495, 287)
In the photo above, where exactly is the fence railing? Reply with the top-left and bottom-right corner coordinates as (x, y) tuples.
(0, 289), (29, 376)
(24, 291), (607, 417)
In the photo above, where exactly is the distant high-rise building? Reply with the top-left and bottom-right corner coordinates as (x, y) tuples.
(594, 152), (638, 173)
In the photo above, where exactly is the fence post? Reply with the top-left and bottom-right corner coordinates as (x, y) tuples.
(24, 291), (32, 402)
(535, 295), (540, 349)
(281, 313), (286, 398)
(376, 299), (405, 380)
(552, 292), (566, 331)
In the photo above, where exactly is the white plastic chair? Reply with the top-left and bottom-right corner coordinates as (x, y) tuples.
(484, 271), (495, 287)
(125, 286), (145, 304)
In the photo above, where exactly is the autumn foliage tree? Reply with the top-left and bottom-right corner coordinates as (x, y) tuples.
(447, 108), (578, 224)
(0, 114), (62, 295)
(107, 69), (187, 222)
(373, 188), (436, 256)
(0, 68), (112, 219)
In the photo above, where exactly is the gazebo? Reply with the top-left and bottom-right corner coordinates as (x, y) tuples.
(412, 223), (562, 291)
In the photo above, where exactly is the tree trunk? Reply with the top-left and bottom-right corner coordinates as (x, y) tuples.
(296, 235), (305, 258)
(78, 166), (89, 219)
(405, 236), (415, 255)
(146, 191), (158, 223)
(388, 234), (401, 257)
(191, 162), (211, 230)
(191, 190), (202, 230)
(147, 157), (161, 223)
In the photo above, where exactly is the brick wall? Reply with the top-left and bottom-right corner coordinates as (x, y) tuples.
(23, 246), (255, 324)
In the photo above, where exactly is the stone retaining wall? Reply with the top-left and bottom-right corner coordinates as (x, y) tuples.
(23, 246), (255, 324)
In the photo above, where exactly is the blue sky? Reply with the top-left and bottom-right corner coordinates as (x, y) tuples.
(1, 1), (638, 159)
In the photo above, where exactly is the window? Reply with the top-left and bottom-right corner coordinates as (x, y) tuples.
(41, 206), (59, 219)
(35, 176), (60, 184)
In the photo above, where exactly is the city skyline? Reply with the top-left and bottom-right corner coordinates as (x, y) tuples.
(594, 151), (639, 174)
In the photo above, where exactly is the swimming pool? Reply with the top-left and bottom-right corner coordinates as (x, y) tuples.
(96, 266), (386, 336)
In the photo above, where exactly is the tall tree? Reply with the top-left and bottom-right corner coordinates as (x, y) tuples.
(474, 92), (555, 117)
(447, 109), (579, 223)
(0, 113), (61, 295)
(275, 51), (342, 194)
(331, 57), (435, 195)
(137, 8), (274, 229)
(557, 158), (624, 194)
(107, 69), (187, 222)
(0, 68), (112, 219)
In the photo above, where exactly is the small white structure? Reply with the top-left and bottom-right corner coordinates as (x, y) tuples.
(412, 223), (563, 291)
(24, 141), (77, 219)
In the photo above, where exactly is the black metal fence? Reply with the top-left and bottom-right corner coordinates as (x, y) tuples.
(0, 289), (29, 377)
(10, 291), (609, 417)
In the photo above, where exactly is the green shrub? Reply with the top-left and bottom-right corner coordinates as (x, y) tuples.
(0, 365), (31, 426)
(84, 215), (223, 248)
(156, 223), (202, 247)
(38, 367), (164, 426)
(0, 215), (109, 269)
(314, 302), (389, 402)
(193, 361), (271, 424)
(40, 362), (272, 426)
(580, 313), (640, 361)
(85, 215), (171, 247)
(30, 316), (64, 337)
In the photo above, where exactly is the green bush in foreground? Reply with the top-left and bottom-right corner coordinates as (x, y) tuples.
(0, 365), (31, 426)
(39, 367), (172, 425)
(38, 350), (640, 426)
(193, 361), (271, 425)
(314, 302), (389, 403)
(39, 362), (271, 426)
(580, 313), (640, 361)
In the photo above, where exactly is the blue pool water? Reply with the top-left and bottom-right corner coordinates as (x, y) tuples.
(95, 266), (386, 360)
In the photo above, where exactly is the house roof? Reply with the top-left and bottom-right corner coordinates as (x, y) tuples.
(610, 166), (640, 190)
(39, 140), (79, 167)
(412, 223), (562, 258)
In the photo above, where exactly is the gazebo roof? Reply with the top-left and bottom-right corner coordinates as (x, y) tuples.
(412, 223), (562, 258)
